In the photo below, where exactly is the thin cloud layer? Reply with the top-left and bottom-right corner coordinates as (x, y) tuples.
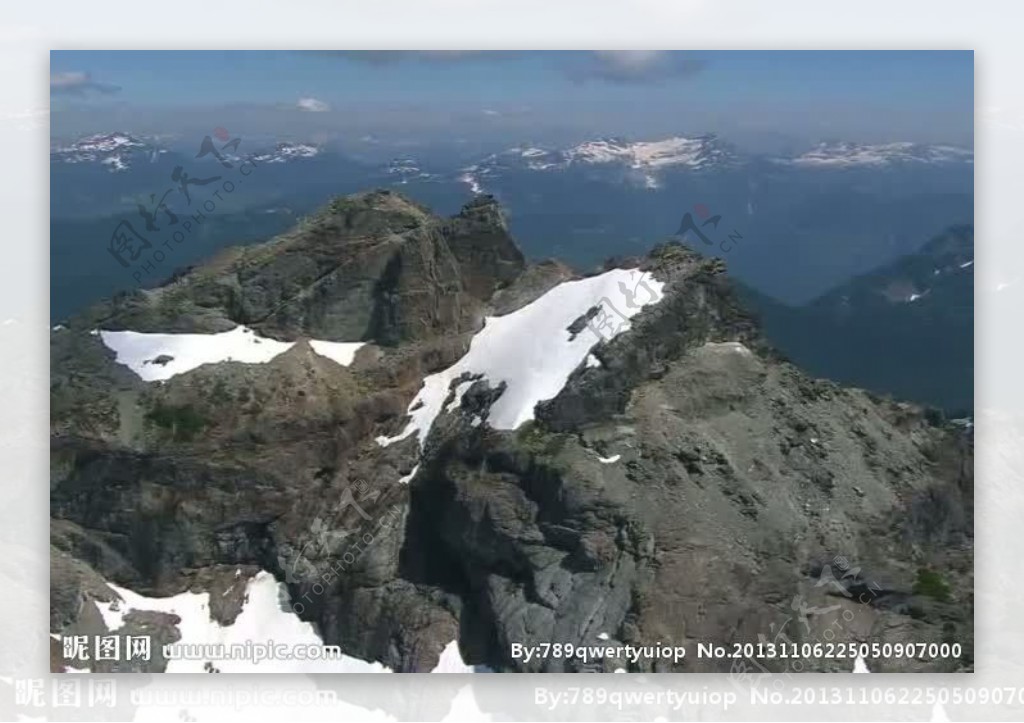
(577, 51), (706, 83)
(296, 97), (331, 112)
(308, 50), (501, 64)
(50, 71), (120, 96)
(305, 50), (705, 84)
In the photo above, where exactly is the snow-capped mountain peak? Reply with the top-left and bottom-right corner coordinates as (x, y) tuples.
(565, 135), (732, 170)
(251, 142), (320, 163)
(51, 131), (159, 172)
(783, 141), (973, 168)
(384, 157), (441, 184)
(457, 134), (735, 194)
(66, 132), (145, 154)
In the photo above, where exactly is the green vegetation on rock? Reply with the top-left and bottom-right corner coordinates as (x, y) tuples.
(146, 403), (208, 442)
(913, 568), (952, 602)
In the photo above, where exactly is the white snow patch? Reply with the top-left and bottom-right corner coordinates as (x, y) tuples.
(706, 341), (752, 356)
(98, 326), (368, 381)
(431, 640), (477, 673)
(960, 260), (974, 268)
(459, 172), (484, 195)
(598, 454), (621, 464)
(586, 353), (602, 368)
(308, 340), (365, 367)
(376, 269), (665, 448)
(853, 654), (871, 673)
(597, 632), (610, 640)
(98, 326), (294, 382)
(101, 155), (128, 172)
(398, 464), (420, 485)
(96, 571), (389, 673)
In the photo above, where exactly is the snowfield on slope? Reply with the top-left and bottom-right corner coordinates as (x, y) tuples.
(95, 571), (389, 673)
(378, 267), (665, 447)
(96, 326), (365, 381)
(93, 571), (475, 674)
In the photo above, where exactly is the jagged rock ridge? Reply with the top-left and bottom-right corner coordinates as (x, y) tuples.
(50, 191), (972, 673)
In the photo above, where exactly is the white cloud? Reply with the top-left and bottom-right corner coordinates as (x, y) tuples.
(593, 50), (667, 72)
(296, 96), (330, 112)
(50, 71), (120, 95)
(579, 51), (705, 83)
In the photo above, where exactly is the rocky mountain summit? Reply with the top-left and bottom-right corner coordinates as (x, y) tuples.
(50, 190), (972, 673)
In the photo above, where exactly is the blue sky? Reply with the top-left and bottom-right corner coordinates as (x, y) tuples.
(50, 50), (974, 150)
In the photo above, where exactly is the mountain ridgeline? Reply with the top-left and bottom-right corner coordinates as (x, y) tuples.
(50, 191), (972, 673)
(737, 226), (973, 413)
(51, 131), (973, 321)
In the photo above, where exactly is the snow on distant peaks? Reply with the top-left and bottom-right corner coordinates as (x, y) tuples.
(252, 142), (320, 163)
(784, 141), (973, 168)
(64, 132), (146, 154)
(377, 267), (665, 448)
(466, 135), (733, 182)
(384, 157), (441, 185)
(51, 131), (155, 172)
(459, 170), (485, 195)
(565, 135), (730, 170)
(97, 325), (365, 381)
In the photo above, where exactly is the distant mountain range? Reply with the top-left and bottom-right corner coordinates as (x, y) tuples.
(51, 129), (973, 321)
(460, 135), (741, 191)
(738, 225), (973, 413)
(780, 141), (975, 168)
(51, 132), (323, 172)
(51, 131), (973, 180)
(456, 136), (971, 194)
(50, 132), (167, 171)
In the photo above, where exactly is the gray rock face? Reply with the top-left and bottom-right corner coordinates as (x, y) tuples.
(49, 191), (972, 674)
(74, 190), (525, 346)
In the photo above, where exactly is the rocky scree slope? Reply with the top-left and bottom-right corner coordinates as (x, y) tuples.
(50, 190), (972, 673)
